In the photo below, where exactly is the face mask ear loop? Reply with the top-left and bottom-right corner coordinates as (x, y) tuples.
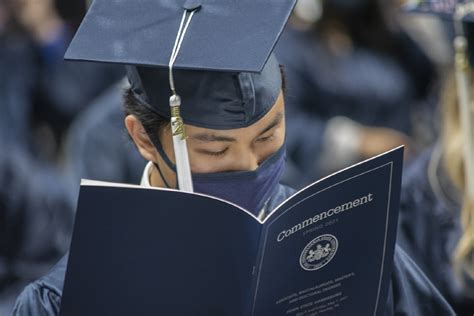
(151, 134), (177, 172)
(142, 125), (179, 188)
(153, 162), (172, 189)
(152, 136), (179, 188)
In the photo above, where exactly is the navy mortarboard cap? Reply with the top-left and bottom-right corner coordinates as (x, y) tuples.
(403, 0), (474, 19)
(65, 0), (296, 129)
(65, 0), (296, 192)
(403, 0), (474, 64)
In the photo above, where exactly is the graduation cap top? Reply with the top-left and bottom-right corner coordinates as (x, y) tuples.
(65, 0), (297, 129)
(403, 0), (474, 64)
(404, 0), (474, 20)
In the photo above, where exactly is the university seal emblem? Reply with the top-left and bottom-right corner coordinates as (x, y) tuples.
(300, 234), (338, 271)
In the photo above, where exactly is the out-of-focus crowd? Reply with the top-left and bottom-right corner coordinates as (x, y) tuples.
(0, 0), (144, 313)
(1, 0), (473, 314)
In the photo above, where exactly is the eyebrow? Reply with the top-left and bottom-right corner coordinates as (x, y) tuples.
(191, 133), (237, 143)
(257, 112), (283, 137)
(191, 111), (284, 143)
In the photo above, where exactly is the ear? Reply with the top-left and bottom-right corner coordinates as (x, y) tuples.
(124, 115), (157, 162)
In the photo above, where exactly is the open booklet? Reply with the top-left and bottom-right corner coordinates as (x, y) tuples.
(59, 147), (403, 316)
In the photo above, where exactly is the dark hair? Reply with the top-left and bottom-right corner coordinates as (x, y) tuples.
(279, 64), (287, 93)
(123, 65), (287, 143)
(123, 88), (169, 146)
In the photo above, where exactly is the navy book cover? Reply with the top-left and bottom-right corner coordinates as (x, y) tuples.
(59, 147), (403, 316)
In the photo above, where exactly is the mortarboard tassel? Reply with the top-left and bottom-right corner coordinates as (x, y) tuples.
(454, 4), (474, 200)
(453, 3), (474, 282)
(167, 8), (197, 193)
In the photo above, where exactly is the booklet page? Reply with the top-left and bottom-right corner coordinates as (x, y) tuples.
(251, 149), (402, 316)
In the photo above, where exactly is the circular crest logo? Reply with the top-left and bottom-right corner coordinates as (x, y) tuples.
(300, 234), (338, 271)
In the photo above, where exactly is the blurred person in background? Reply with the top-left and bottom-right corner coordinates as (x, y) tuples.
(64, 81), (146, 185)
(276, 0), (439, 188)
(0, 140), (76, 315)
(0, 80), (146, 315)
(398, 17), (474, 315)
(1, 0), (124, 161)
(0, 80), (148, 312)
(0, 0), (37, 149)
(0, 0), (125, 313)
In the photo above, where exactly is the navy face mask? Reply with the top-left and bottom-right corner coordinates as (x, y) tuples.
(151, 138), (286, 216)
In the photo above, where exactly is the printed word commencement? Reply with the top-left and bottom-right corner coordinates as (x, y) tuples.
(277, 193), (374, 242)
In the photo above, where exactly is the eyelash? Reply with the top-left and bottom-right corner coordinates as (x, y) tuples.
(200, 134), (274, 156)
(256, 135), (275, 143)
(205, 148), (228, 157)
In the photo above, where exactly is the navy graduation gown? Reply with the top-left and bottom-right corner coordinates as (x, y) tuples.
(398, 147), (474, 315)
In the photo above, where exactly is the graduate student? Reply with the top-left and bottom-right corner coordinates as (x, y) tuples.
(13, 1), (454, 315)
(398, 2), (474, 314)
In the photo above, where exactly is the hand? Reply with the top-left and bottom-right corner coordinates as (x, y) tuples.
(358, 126), (412, 160)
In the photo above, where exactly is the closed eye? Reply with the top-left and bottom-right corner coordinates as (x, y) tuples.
(256, 134), (275, 143)
(195, 148), (229, 157)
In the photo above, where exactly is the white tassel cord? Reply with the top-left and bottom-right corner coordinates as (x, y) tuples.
(167, 10), (196, 192)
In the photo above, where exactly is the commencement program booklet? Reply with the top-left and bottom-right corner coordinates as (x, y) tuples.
(59, 147), (403, 316)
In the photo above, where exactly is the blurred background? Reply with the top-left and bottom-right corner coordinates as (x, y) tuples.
(0, 0), (460, 313)
(0, 0), (143, 313)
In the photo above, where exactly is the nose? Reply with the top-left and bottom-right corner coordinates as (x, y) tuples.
(232, 150), (259, 172)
